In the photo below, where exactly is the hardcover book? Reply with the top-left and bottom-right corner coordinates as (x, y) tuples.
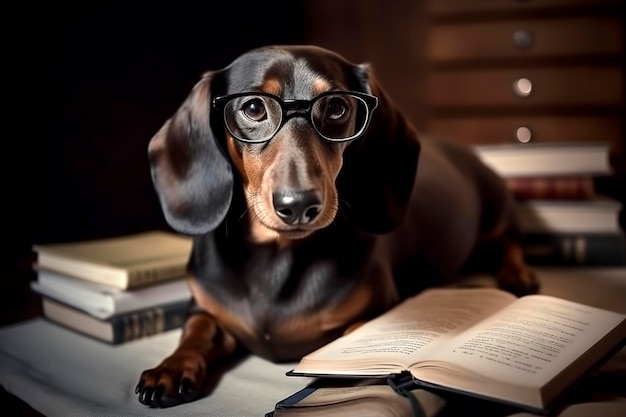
(288, 287), (626, 414)
(473, 142), (612, 178)
(504, 176), (597, 200)
(41, 297), (190, 344)
(522, 232), (626, 266)
(31, 268), (192, 319)
(33, 231), (193, 290)
(514, 198), (623, 234)
(267, 379), (446, 417)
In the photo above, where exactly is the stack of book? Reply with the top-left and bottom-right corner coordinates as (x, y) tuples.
(31, 231), (193, 344)
(474, 142), (626, 266)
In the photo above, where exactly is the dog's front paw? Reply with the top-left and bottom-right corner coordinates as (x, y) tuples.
(135, 350), (207, 408)
(497, 261), (540, 297)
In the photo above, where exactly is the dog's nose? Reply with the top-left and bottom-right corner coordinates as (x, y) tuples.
(273, 189), (322, 225)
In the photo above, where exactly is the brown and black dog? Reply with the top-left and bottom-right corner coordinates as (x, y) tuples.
(136, 45), (538, 407)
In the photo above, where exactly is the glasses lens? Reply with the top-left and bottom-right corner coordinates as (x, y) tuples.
(311, 94), (368, 140)
(224, 95), (282, 142)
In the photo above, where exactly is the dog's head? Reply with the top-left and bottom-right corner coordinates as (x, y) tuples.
(149, 45), (420, 240)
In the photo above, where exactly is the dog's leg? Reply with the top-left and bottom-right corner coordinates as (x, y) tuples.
(135, 311), (237, 407)
(497, 237), (540, 296)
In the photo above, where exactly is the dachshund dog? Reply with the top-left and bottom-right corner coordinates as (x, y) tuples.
(135, 45), (538, 407)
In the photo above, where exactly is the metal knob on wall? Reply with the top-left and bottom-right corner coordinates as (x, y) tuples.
(515, 126), (532, 143)
(512, 29), (535, 143)
(513, 78), (533, 97)
(513, 30), (534, 49)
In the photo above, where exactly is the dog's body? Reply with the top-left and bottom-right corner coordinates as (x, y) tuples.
(136, 45), (538, 407)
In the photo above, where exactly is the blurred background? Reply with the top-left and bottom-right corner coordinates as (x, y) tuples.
(3, 0), (625, 323)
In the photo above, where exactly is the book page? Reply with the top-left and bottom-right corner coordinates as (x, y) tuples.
(293, 288), (516, 374)
(427, 294), (625, 388)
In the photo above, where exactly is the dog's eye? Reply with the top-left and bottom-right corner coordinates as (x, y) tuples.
(325, 97), (348, 120)
(242, 98), (267, 121)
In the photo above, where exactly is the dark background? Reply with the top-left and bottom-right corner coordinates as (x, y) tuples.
(3, 1), (306, 324)
(3, 1), (625, 326)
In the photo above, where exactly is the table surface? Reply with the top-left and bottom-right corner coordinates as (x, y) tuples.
(1, 266), (625, 417)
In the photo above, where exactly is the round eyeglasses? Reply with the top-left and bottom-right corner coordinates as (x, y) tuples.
(212, 91), (378, 143)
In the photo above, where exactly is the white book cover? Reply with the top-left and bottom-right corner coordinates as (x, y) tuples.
(515, 198), (623, 234)
(473, 142), (612, 178)
(31, 269), (191, 319)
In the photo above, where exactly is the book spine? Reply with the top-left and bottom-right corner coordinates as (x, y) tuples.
(522, 233), (626, 266)
(505, 177), (595, 200)
(110, 301), (190, 343)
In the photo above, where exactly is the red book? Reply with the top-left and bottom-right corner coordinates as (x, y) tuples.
(505, 176), (595, 200)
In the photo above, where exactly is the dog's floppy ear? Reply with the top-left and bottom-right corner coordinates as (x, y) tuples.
(148, 71), (233, 235)
(338, 64), (421, 234)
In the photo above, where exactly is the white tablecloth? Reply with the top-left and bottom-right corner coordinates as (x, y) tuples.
(1, 267), (625, 417)
(0, 319), (310, 417)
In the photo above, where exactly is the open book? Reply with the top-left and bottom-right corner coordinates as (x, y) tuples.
(289, 288), (626, 414)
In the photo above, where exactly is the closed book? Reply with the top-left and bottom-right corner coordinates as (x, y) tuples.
(41, 297), (190, 344)
(31, 268), (191, 319)
(522, 232), (626, 266)
(33, 231), (192, 290)
(473, 142), (612, 178)
(515, 198), (623, 234)
(267, 379), (446, 417)
(505, 176), (596, 200)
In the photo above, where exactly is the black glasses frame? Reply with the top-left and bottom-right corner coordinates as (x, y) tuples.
(212, 91), (379, 143)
